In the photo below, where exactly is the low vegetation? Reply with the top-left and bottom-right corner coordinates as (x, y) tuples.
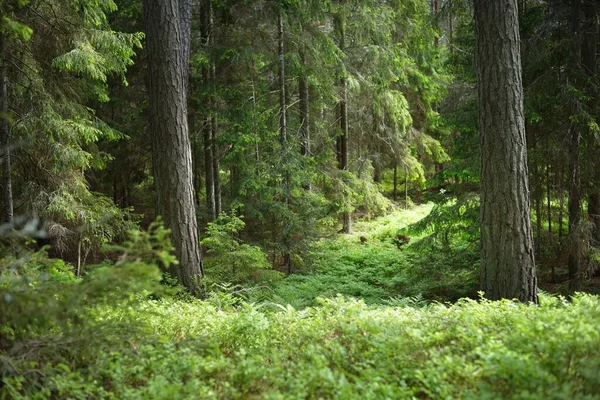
(2, 205), (600, 399)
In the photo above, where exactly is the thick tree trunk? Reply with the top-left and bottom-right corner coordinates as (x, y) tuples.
(475, 0), (538, 302)
(144, 0), (204, 291)
(0, 33), (13, 225)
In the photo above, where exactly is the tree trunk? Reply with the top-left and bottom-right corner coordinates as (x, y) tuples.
(200, 0), (214, 218)
(546, 163), (552, 235)
(0, 33), (13, 226)
(475, 0), (538, 302)
(299, 59), (309, 157)
(278, 11), (287, 147)
(144, 0), (204, 291)
(432, 0), (439, 46)
(278, 9), (292, 274)
(533, 142), (542, 258)
(393, 163), (398, 201)
(337, 16), (351, 234)
(568, 0), (583, 281)
(558, 163), (564, 238)
(209, 1), (221, 217)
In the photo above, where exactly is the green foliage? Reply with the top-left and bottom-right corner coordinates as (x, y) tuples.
(201, 209), (282, 285)
(3, 293), (600, 399)
(264, 203), (478, 308)
(0, 224), (169, 397)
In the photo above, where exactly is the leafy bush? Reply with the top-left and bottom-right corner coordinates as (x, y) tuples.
(3, 293), (600, 399)
(0, 224), (169, 397)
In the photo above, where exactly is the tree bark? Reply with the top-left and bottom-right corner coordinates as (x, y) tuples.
(337, 16), (351, 234)
(201, 0), (215, 219)
(278, 10), (287, 147)
(545, 164), (552, 235)
(0, 33), (13, 226)
(299, 60), (309, 157)
(144, 0), (204, 291)
(208, 1), (221, 217)
(278, 9), (292, 274)
(568, 0), (583, 281)
(393, 163), (398, 201)
(475, 0), (538, 302)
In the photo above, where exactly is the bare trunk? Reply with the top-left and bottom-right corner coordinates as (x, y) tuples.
(547, 163), (552, 235)
(393, 163), (398, 201)
(200, 0), (215, 219)
(209, 2), (221, 217)
(144, 0), (204, 291)
(76, 239), (82, 277)
(0, 33), (13, 225)
(337, 16), (351, 234)
(558, 163), (565, 238)
(475, 0), (538, 302)
(278, 9), (292, 273)
(278, 10), (287, 147)
(568, 0), (583, 281)
(299, 67), (309, 157)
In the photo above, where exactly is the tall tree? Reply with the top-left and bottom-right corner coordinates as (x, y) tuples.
(0, 30), (12, 226)
(144, 0), (204, 291)
(475, 0), (538, 302)
(336, 14), (351, 234)
(568, 0), (582, 280)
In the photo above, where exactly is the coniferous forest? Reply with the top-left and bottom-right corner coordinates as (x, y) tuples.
(2, 0), (600, 398)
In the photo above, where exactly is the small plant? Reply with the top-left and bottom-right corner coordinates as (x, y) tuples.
(201, 209), (281, 285)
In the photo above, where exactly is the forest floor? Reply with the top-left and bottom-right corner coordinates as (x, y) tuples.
(263, 202), (480, 308)
(3, 203), (600, 398)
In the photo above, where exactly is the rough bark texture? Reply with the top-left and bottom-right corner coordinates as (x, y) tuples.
(475, 0), (538, 302)
(0, 33), (13, 225)
(144, 0), (204, 291)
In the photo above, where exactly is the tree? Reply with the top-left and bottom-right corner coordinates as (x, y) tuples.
(475, 0), (538, 302)
(143, 0), (204, 291)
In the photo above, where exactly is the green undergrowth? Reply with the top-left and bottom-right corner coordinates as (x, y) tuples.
(3, 291), (600, 399)
(263, 201), (479, 308)
(2, 214), (600, 399)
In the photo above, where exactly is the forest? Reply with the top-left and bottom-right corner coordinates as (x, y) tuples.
(1, 0), (600, 398)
